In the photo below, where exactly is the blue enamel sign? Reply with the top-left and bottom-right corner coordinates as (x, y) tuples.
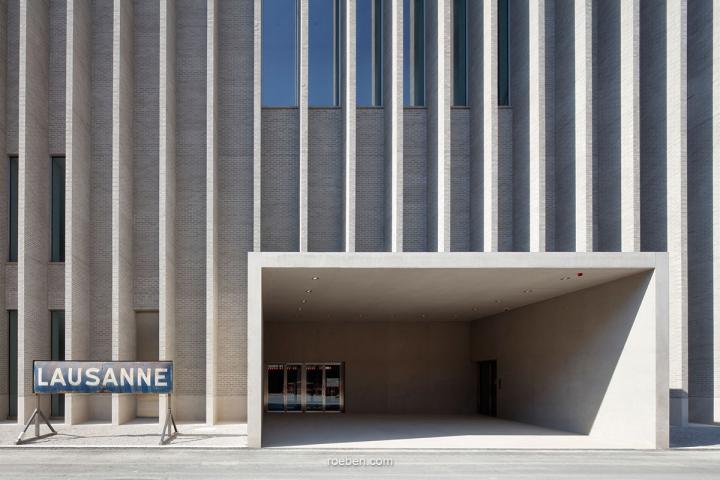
(33, 361), (173, 394)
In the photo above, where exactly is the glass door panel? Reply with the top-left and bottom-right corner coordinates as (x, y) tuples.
(305, 365), (324, 411)
(267, 364), (285, 411)
(286, 364), (302, 411)
(324, 364), (341, 411)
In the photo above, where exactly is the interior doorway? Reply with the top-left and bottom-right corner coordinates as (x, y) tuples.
(477, 360), (497, 417)
(266, 363), (344, 413)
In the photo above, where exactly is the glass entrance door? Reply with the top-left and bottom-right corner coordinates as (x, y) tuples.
(265, 363), (344, 412)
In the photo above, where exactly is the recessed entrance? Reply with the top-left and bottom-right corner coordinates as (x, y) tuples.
(265, 363), (344, 413)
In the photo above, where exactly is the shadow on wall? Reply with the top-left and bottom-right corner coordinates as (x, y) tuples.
(472, 272), (652, 435)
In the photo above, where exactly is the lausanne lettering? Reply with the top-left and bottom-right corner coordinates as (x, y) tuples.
(33, 361), (173, 394)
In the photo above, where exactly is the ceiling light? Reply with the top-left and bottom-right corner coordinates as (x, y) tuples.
(522, 289), (533, 294)
(305, 289), (312, 294)
(301, 299), (307, 304)
(297, 307), (303, 312)
(311, 276), (319, 280)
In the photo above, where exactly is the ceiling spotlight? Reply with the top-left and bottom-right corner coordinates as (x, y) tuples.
(297, 307), (303, 312)
(305, 289), (312, 294)
(301, 299), (307, 304)
(311, 276), (319, 280)
(522, 289), (533, 294)
(560, 276), (571, 281)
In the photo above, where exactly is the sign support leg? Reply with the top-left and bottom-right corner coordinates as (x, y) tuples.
(160, 393), (178, 445)
(16, 395), (57, 445)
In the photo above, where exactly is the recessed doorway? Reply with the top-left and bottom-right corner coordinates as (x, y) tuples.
(265, 363), (344, 413)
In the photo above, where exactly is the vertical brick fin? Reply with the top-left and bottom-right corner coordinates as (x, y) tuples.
(427, 0), (452, 252)
(0, 0), (9, 422)
(574, 0), (593, 252)
(468, 1), (484, 252)
(17, 0), (50, 424)
(158, 0), (176, 423)
(483, 0), (498, 252)
(65, 0), (91, 425)
(205, 0), (218, 425)
(384, 0), (403, 252)
(298, 0), (309, 252)
(713, 0), (720, 424)
(111, 0), (135, 425)
(620, 0), (640, 252)
(667, 0), (688, 426)
(529, 0), (546, 252)
(253, 0), (261, 253)
(344, 0), (356, 253)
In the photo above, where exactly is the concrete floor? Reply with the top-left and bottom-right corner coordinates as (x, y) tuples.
(3, 448), (720, 479)
(262, 414), (623, 449)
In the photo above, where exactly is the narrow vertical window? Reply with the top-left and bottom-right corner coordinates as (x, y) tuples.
(51, 156), (65, 262)
(357, 0), (383, 106)
(262, 0), (299, 106)
(498, 0), (509, 105)
(50, 310), (65, 418)
(453, 0), (467, 106)
(8, 156), (18, 262)
(8, 310), (17, 419)
(403, 0), (425, 106)
(309, 0), (341, 106)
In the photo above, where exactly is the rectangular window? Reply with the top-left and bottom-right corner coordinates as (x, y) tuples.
(50, 310), (65, 418)
(453, 0), (467, 106)
(262, 0), (299, 106)
(498, 0), (509, 106)
(403, 0), (425, 106)
(357, 0), (383, 106)
(8, 156), (17, 262)
(8, 310), (17, 419)
(309, 0), (341, 106)
(51, 156), (65, 262)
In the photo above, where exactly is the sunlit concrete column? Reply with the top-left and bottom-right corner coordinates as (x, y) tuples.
(620, 0), (640, 252)
(65, 0), (91, 425)
(713, 0), (720, 424)
(17, 0), (50, 424)
(575, 0), (593, 252)
(253, 0), (261, 252)
(158, 0), (176, 421)
(385, 0), (403, 252)
(344, 0), (356, 253)
(529, 0), (546, 252)
(483, 0), (499, 252)
(429, 0), (451, 252)
(667, 0), (688, 426)
(205, 0), (218, 425)
(298, 0), (309, 252)
(111, 0), (135, 425)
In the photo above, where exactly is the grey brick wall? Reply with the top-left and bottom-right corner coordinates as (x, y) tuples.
(308, 108), (344, 252)
(174, 0), (207, 417)
(6, 0), (18, 155)
(355, 108), (385, 252)
(450, 108), (470, 252)
(593, 0), (621, 252)
(48, 0), (65, 156)
(403, 108), (428, 252)
(216, 0), (253, 410)
(261, 108), (299, 252)
(132, 0), (159, 311)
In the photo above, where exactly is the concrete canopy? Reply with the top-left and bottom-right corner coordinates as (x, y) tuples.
(248, 252), (669, 449)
